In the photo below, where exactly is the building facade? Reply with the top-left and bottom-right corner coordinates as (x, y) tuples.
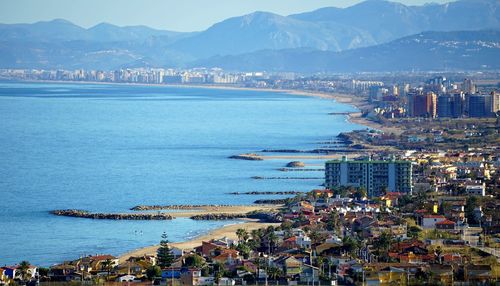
(325, 157), (413, 197)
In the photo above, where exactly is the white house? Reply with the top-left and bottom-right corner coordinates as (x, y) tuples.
(422, 215), (446, 229)
(466, 184), (486, 196)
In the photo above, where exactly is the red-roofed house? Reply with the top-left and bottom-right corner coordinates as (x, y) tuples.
(422, 215), (446, 229)
(436, 219), (456, 230)
(213, 249), (240, 266)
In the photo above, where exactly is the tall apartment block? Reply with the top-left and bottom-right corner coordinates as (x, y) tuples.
(325, 157), (413, 197)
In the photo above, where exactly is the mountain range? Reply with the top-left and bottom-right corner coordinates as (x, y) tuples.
(0, 0), (499, 72)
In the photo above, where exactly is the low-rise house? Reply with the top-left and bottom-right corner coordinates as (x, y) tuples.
(435, 219), (456, 230)
(273, 256), (302, 278)
(464, 265), (493, 284)
(421, 215), (446, 229)
(196, 240), (228, 257)
(171, 247), (184, 258)
(180, 268), (202, 285)
(212, 249), (240, 267)
(429, 265), (453, 286)
(465, 184), (486, 196)
(378, 266), (407, 285)
(300, 264), (319, 284)
(48, 264), (77, 281)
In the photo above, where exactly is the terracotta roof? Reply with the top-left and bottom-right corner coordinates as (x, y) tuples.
(423, 215), (446, 219)
(436, 219), (455, 225)
(90, 255), (116, 261)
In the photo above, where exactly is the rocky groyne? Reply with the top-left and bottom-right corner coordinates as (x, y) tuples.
(227, 191), (301, 195)
(228, 153), (263, 160)
(50, 209), (174, 220)
(190, 213), (248, 220)
(190, 211), (280, 222)
(253, 199), (289, 204)
(130, 204), (231, 211)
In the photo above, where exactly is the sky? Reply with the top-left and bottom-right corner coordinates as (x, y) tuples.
(1, 0), (452, 32)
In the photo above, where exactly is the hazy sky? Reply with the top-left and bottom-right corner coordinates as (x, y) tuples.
(1, 0), (452, 32)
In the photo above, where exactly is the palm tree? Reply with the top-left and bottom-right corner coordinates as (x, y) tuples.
(267, 266), (283, 281)
(236, 228), (249, 243)
(17, 261), (31, 282)
(101, 259), (113, 281)
(267, 232), (279, 254)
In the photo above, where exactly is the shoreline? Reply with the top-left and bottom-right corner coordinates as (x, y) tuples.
(8, 79), (398, 264)
(10, 79), (394, 133)
(118, 220), (280, 263)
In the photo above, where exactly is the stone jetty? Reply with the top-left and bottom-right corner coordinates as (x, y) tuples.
(130, 204), (231, 211)
(253, 199), (289, 204)
(50, 209), (174, 220)
(190, 213), (248, 220)
(251, 176), (323, 180)
(227, 191), (301, 195)
(228, 153), (263, 160)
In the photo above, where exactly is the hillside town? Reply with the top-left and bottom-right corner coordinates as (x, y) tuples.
(1, 72), (498, 285)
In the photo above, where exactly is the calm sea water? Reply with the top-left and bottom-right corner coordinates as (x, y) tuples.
(0, 82), (363, 266)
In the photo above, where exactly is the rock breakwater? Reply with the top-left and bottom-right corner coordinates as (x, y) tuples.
(50, 209), (174, 220)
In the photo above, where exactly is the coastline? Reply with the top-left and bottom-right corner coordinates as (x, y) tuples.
(11, 79), (398, 263)
(13, 79), (396, 134)
(118, 220), (280, 263)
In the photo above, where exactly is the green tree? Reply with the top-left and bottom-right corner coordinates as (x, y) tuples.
(465, 196), (480, 224)
(374, 231), (393, 261)
(18, 261), (31, 282)
(183, 254), (205, 268)
(157, 232), (175, 269)
(237, 242), (252, 259)
(146, 266), (162, 281)
(236, 228), (249, 243)
(342, 236), (359, 257)
(100, 259), (113, 281)
(267, 266), (283, 281)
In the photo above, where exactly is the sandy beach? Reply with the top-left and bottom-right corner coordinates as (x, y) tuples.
(118, 220), (280, 263)
(157, 204), (279, 218)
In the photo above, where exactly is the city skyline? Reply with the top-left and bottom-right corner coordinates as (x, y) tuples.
(1, 0), (453, 32)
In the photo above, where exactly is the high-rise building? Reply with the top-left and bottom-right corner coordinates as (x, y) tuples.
(325, 157), (413, 197)
(409, 92), (437, 118)
(463, 78), (476, 94)
(491, 91), (500, 113)
(468, 94), (492, 118)
(437, 93), (464, 118)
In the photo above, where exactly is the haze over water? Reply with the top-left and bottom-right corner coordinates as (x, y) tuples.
(0, 82), (363, 266)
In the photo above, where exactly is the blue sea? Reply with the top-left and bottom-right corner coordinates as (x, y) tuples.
(0, 82), (363, 266)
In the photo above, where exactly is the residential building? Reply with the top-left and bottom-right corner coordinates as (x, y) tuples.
(468, 94), (492, 117)
(421, 215), (446, 229)
(325, 157), (413, 197)
(466, 184), (486, 196)
(408, 92), (437, 118)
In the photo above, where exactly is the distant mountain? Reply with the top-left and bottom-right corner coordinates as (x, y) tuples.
(172, 0), (500, 58)
(0, 0), (499, 70)
(290, 0), (500, 44)
(168, 11), (376, 58)
(193, 30), (500, 73)
(0, 19), (187, 43)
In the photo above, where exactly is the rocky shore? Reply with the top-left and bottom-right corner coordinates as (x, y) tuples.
(130, 204), (231, 211)
(251, 176), (323, 180)
(50, 209), (174, 220)
(253, 199), (289, 204)
(228, 153), (263, 160)
(190, 213), (248, 220)
(227, 191), (301, 195)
